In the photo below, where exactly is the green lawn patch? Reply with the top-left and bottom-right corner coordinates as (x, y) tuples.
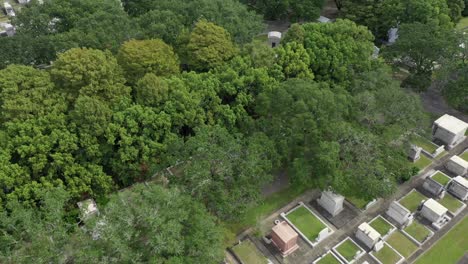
(232, 240), (268, 264)
(456, 17), (468, 30)
(399, 190), (427, 212)
(412, 155), (432, 170)
(460, 151), (468, 162)
(369, 216), (394, 236)
(225, 185), (307, 234)
(431, 172), (451, 186)
(287, 205), (326, 242)
(386, 231), (418, 258)
(372, 244), (403, 264)
(403, 221), (432, 244)
(411, 135), (438, 154)
(434, 150), (447, 159)
(335, 239), (361, 262)
(347, 196), (372, 210)
(316, 252), (341, 264)
(438, 194), (464, 214)
(415, 216), (468, 264)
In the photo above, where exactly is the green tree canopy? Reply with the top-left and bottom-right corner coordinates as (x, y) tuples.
(117, 39), (180, 84)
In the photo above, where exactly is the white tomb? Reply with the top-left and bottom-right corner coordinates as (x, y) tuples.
(420, 199), (448, 224)
(388, 28), (398, 44)
(432, 114), (468, 149)
(268, 31), (282, 48)
(4, 2), (15, 17)
(77, 198), (99, 221)
(446, 155), (468, 176)
(386, 201), (412, 227)
(447, 176), (468, 201)
(408, 145), (422, 162)
(317, 191), (344, 217)
(317, 16), (331, 23)
(423, 175), (446, 197)
(356, 222), (381, 249)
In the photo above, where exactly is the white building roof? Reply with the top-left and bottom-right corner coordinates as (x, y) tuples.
(434, 114), (468, 135)
(423, 198), (448, 216)
(453, 176), (468, 188)
(450, 155), (468, 168)
(268, 31), (282, 39)
(317, 16), (331, 23)
(358, 222), (380, 240)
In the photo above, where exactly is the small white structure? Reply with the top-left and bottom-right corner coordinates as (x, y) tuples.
(4, 2), (15, 17)
(317, 16), (331, 23)
(17, 0), (30, 4)
(317, 191), (344, 217)
(372, 45), (380, 59)
(386, 201), (413, 227)
(447, 176), (468, 201)
(268, 31), (282, 48)
(432, 114), (468, 149)
(356, 222), (381, 249)
(0, 22), (14, 37)
(446, 155), (468, 176)
(77, 199), (99, 221)
(388, 27), (398, 44)
(420, 199), (449, 229)
(408, 145), (422, 162)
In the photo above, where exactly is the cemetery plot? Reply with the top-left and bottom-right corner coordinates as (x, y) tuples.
(430, 172), (451, 186)
(386, 231), (418, 258)
(283, 203), (331, 246)
(411, 135), (438, 154)
(347, 196), (372, 210)
(232, 239), (268, 264)
(313, 251), (344, 264)
(412, 155), (432, 170)
(369, 216), (395, 237)
(399, 190), (427, 212)
(370, 243), (404, 264)
(415, 217), (468, 264)
(438, 194), (465, 214)
(332, 237), (364, 263)
(402, 221), (433, 245)
(461, 151), (468, 162)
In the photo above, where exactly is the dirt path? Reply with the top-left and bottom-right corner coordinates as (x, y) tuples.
(420, 83), (468, 122)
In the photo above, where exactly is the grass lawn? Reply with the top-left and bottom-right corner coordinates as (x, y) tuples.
(460, 151), (468, 162)
(369, 216), (393, 236)
(347, 196), (372, 210)
(456, 17), (468, 30)
(287, 206), (326, 242)
(225, 185), (307, 234)
(372, 244), (402, 264)
(317, 252), (342, 264)
(399, 190), (427, 212)
(403, 221), (432, 244)
(434, 150), (447, 159)
(386, 231), (418, 258)
(415, 216), (468, 264)
(431, 172), (451, 186)
(412, 155), (432, 170)
(335, 239), (361, 262)
(411, 135), (438, 154)
(232, 240), (268, 264)
(438, 194), (464, 214)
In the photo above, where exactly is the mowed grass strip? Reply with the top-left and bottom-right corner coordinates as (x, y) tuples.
(369, 216), (393, 236)
(287, 206), (326, 242)
(403, 221), (432, 244)
(347, 196), (371, 209)
(336, 239), (360, 262)
(317, 252), (341, 264)
(431, 172), (451, 186)
(232, 240), (268, 264)
(438, 194), (464, 214)
(373, 244), (402, 264)
(412, 155), (432, 170)
(386, 231), (418, 258)
(460, 151), (468, 162)
(411, 135), (438, 153)
(399, 190), (427, 212)
(415, 216), (468, 264)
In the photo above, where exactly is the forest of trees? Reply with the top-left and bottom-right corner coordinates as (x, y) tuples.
(0, 0), (466, 262)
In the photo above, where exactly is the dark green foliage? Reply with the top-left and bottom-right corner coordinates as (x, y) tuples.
(241, 0), (325, 21)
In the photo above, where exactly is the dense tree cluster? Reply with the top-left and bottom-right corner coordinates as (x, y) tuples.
(0, 0), (441, 261)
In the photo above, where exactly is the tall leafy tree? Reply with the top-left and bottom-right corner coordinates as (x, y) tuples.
(241, 0), (325, 21)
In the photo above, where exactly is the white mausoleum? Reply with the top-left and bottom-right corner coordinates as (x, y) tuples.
(448, 176), (468, 201)
(432, 114), (468, 149)
(446, 155), (468, 176)
(268, 31), (282, 48)
(356, 222), (381, 249)
(420, 199), (448, 224)
(386, 201), (412, 226)
(317, 191), (344, 217)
